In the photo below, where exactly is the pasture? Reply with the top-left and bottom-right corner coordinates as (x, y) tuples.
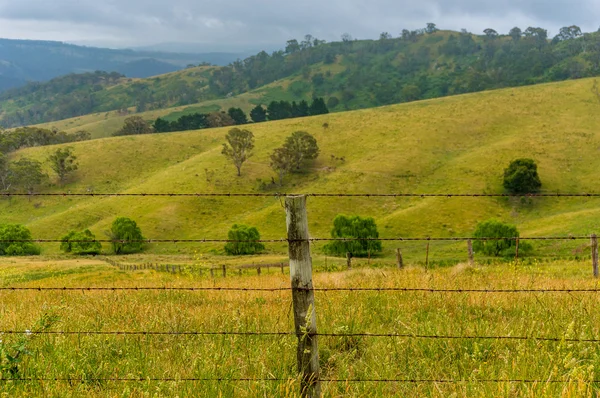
(2, 256), (600, 397)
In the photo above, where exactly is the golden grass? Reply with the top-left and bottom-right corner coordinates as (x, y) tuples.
(2, 258), (600, 396)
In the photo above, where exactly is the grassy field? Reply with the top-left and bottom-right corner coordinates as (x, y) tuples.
(4, 77), (600, 262)
(2, 258), (600, 396)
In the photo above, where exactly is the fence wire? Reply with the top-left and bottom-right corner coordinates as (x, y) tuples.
(0, 330), (598, 342)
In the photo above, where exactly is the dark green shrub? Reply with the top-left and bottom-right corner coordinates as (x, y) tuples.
(323, 215), (382, 257)
(473, 219), (532, 257)
(224, 224), (265, 255)
(61, 229), (102, 255)
(0, 224), (40, 256)
(108, 217), (145, 254)
(503, 158), (542, 194)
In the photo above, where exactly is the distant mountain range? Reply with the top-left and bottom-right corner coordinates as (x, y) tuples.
(0, 38), (243, 91)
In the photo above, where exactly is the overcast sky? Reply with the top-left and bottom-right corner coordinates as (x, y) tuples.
(0, 0), (598, 52)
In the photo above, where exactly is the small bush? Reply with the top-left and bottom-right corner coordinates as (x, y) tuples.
(224, 224), (265, 255)
(473, 219), (532, 257)
(108, 217), (145, 254)
(61, 229), (102, 255)
(0, 224), (40, 256)
(323, 215), (382, 257)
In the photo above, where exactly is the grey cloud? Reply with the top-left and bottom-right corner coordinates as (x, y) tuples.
(0, 0), (598, 49)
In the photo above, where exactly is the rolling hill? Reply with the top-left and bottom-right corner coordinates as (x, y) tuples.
(3, 78), (600, 262)
(0, 38), (243, 91)
(4, 26), (600, 130)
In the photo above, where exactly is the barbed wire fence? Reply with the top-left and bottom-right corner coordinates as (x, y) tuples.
(3, 192), (600, 396)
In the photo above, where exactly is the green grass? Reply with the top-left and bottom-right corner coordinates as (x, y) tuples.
(2, 258), (600, 396)
(6, 78), (600, 262)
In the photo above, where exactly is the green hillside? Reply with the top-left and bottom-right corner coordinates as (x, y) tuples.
(3, 78), (600, 260)
(4, 25), (600, 130)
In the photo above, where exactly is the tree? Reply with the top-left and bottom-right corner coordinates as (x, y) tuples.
(206, 112), (235, 128)
(341, 33), (353, 43)
(472, 219), (530, 257)
(108, 217), (144, 254)
(483, 28), (499, 39)
(379, 32), (393, 40)
(153, 117), (172, 133)
(61, 229), (102, 255)
(227, 107), (248, 125)
(222, 128), (255, 176)
(269, 147), (295, 185)
(250, 105), (267, 123)
(503, 158), (542, 194)
(113, 116), (154, 136)
(327, 96), (340, 109)
(309, 97), (329, 116)
(283, 131), (320, 171)
(285, 39), (300, 54)
(425, 23), (439, 34)
(10, 158), (47, 195)
(0, 224), (40, 256)
(556, 25), (582, 41)
(48, 147), (78, 184)
(224, 224), (265, 255)
(509, 27), (522, 41)
(323, 215), (382, 257)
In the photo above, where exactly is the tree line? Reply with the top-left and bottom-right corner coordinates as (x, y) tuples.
(150, 98), (329, 134)
(4, 24), (600, 128)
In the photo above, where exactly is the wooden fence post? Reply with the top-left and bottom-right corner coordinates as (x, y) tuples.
(515, 238), (520, 264)
(396, 248), (403, 269)
(210, 268), (214, 278)
(425, 241), (430, 269)
(285, 195), (320, 398)
(592, 234), (598, 278)
(257, 266), (261, 276)
(222, 264), (227, 278)
(467, 239), (474, 267)
(281, 263), (285, 274)
(346, 252), (352, 269)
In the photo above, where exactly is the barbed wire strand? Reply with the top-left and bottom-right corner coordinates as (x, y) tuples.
(3, 287), (600, 293)
(0, 330), (598, 342)
(0, 377), (593, 383)
(3, 192), (600, 198)
(0, 235), (593, 244)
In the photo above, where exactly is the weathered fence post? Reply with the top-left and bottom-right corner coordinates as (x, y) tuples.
(285, 195), (320, 398)
(281, 262), (285, 274)
(425, 241), (430, 268)
(396, 248), (403, 269)
(210, 268), (214, 278)
(222, 264), (227, 278)
(592, 234), (598, 278)
(515, 238), (520, 264)
(346, 252), (352, 269)
(467, 239), (474, 267)
(257, 265), (261, 276)
(238, 268), (242, 276)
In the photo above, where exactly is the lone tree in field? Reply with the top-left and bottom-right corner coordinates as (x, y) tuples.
(61, 229), (102, 255)
(323, 215), (382, 257)
(283, 131), (319, 171)
(269, 147), (295, 185)
(107, 217), (145, 254)
(503, 158), (542, 194)
(113, 116), (154, 136)
(224, 224), (265, 255)
(473, 219), (531, 257)
(250, 105), (267, 123)
(48, 147), (78, 184)
(222, 128), (255, 176)
(0, 224), (40, 256)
